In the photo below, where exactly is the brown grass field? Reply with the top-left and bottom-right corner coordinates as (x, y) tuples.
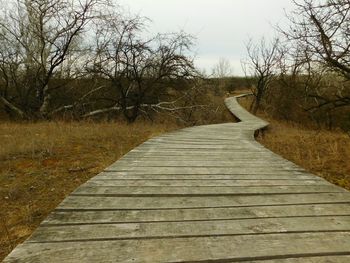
(238, 96), (350, 190)
(0, 120), (182, 260)
(1, 96), (350, 260)
(257, 120), (350, 189)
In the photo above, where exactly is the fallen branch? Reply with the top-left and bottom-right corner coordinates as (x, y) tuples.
(50, 105), (75, 115)
(82, 105), (122, 118)
(49, 86), (108, 116)
(82, 101), (206, 118)
(0, 96), (26, 118)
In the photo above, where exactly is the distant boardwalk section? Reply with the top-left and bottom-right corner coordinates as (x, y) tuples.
(4, 95), (350, 262)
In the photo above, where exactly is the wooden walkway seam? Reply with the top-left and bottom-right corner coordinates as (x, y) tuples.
(4, 95), (350, 262)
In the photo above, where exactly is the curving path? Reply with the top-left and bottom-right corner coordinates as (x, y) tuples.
(4, 96), (350, 262)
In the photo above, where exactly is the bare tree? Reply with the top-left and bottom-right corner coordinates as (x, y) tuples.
(242, 37), (283, 113)
(212, 58), (234, 78)
(86, 15), (198, 122)
(282, 0), (350, 109)
(0, 0), (107, 119)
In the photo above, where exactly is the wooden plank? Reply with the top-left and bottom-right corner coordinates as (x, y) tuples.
(29, 216), (350, 242)
(113, 161), (299, 168)
(71, 185), (342, 196)
(119, 156), (293, 162)
(58, 193), (350, 210)
(84, 179), (328, 187)
(95, 173), (319, 180)
(104, 167), (307, 174)
(44, 203), (350, 225)
(5, 233), (350, 262)
(121, 158), (294, 165)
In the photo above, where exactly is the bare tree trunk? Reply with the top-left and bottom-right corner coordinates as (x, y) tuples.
(0, 96), (26, 118)
(243, 37), (282, 115)
(39, 85), (51, 118)
(253, 84), (264, 114)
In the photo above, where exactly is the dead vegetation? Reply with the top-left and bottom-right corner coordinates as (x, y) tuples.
(1, 92), (349, 261)
(0, 88), (235, 260)
(0, 120), (181, 260)
(257, 121), (350, 190)
(239, 96), (350, 191)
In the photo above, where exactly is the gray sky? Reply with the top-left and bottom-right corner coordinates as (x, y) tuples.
(118, 0), (295, 76)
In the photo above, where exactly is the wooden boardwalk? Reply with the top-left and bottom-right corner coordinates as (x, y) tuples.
(4, 96), (350, 262)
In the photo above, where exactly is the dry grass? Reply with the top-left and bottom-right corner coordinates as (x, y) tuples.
(256, 120), (350, 190)
(0, 91), (233, 261)
(1, 93), (349, 260)
(239, 96), (350, 191)
(0, 120), (181, 260)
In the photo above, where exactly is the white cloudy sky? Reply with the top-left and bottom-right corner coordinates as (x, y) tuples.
(118, 0), (295, 76)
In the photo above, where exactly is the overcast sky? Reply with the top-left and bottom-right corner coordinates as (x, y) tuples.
(118, 0), (295, 76)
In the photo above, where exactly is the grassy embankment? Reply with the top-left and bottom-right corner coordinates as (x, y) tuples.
(238, 96), (350, 190)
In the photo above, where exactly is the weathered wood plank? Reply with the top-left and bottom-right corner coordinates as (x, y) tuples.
(113, 161), (300, 168)
(5, 233), (350, 262)
(84, 179), (327, 187)
(58, 193), (350, 210)
(29, 216), (350, 242)
(71, 185), (342, 196)
(44, 203), (350, 225)
(95, 172), (319, 180)
(104, 167), (307, 174)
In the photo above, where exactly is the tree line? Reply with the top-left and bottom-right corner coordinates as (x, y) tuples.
(243, 0), (350, 129)
(0, 0), (198, 121)
(1, 0), (350, 128)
